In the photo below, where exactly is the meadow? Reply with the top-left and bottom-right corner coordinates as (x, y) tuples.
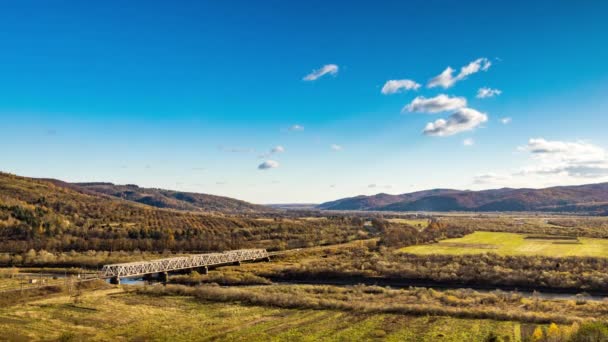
(0, 287), (523, 341)
(399, 231), (608, 257)
(385, 218), (429, 229)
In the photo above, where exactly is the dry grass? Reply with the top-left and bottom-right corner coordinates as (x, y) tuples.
(0, 286), (522, 341)
(400, 231), (608, 257)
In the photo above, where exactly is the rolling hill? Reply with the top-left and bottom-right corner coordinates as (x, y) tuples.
(0, 171), (267, 251)
(73, 182), (268, 213)
(0, 172), (365, 253)
(317, 183), (608, 214)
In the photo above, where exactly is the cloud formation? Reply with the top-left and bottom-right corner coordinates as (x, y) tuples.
(463, 138), (475, 146)
(381, 79), (421, 94)
(477, 87), (502, 98)
(475, 139), (608, 188)
(428, 58), (492, 89)
(404, 94), (467, 113)
(368, 183), (392, 189)
(473, 173), (512, 185)
(271, 145), (285, 153)
(330, 144), (343, 151)
(258, 160), (279, 170)
(500, 117), (512, 124)
(520, 139), (608, 177)
(288, 124), (304, 131)
(303, 64), (339, 81)
(423, 108), (488, 136)
(259, 145), (285, 159)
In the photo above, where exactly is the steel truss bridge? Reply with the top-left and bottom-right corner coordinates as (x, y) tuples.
(99, 249), (269, 281)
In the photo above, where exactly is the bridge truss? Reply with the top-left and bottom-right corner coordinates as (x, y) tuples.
(99, 249), (269, 278)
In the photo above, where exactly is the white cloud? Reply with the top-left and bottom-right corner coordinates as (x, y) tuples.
(219, 146), (255, 153)
(288, 124), (304, 131)
(473, 173), (512, 185)
(271, 145), (285, 153)
(474, 139), (608, 188)
(330, 144), (343, 151)
(477, 87), (502, 98)
(427, 67), (455, 89)
(523, 138), (603, 156)
(381, 79), (421, 94)
(428, 58), (492, 89)
(500, 117), (512, 124)
(520, 138), (606, 168)
(423, 108), (488, 137)
(258, 160), (279, 170)
(368, 183), (392, 189)
(303, 64), (339, 81)
(516, 139), (608, 180)
(463, 138), (475, 146)
(259, 145), (286, 159)
(404, 94), (467, 113)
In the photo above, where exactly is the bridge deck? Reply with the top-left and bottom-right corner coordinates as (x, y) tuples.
(99, 249), (269, 278)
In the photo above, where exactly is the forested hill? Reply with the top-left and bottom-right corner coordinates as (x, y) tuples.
(73, 182), (269, 213)
(0, 172), (367, 252)
(317, 183), (608, 214)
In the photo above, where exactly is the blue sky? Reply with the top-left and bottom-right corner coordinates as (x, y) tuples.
(2, 0), (608, 203)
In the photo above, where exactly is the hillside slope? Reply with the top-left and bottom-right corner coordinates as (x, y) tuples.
(318, 183), (608, 214)
(74, 182), (268, 213)
(0, 172), (366, 253)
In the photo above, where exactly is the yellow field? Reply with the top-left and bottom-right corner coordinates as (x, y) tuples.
(386, 218), (429, 228)
(0, 288), (521, 341)
(400, 231), (608, 257)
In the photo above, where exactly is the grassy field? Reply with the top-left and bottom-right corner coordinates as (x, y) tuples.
(386, 218), (429, 229)
(0, 288), (522, 341)
(400, 231), (608, 256)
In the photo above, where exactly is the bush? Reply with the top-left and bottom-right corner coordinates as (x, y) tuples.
(569, 321), (608, 342)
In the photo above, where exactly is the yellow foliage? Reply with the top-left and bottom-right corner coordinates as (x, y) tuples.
(546, 323), (560, 341)
(531, 326), (544, 342)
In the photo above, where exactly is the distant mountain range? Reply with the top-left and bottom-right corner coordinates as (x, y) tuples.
(317, 183), (608, 214)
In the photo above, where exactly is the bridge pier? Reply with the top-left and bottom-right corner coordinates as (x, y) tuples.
(199, 266), (208, 275)
(233, 261), (241, 266)
(110, 276), (121, 285)
(158, 272), (169, 283)
(263, 256), (271, 262)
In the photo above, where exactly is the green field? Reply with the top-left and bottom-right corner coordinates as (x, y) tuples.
(400, 231), (608, 257)
(0, 288), (521, 341)
(386, 218), (429, 229)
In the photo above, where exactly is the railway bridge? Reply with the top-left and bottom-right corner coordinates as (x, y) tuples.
(99, 249), (270, 284)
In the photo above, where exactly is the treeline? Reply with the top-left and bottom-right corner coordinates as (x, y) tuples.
(380, 253), (608, 292)
(0, 213), (370, 253)
(0, 249), (176, 268)
(375, 219), (474, 248)
(169, 270), (271, 286)
(261, 243), (608, 293)
(443, 216), (608, 238)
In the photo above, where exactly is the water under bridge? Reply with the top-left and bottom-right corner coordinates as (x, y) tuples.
(99, 249), (270, 284)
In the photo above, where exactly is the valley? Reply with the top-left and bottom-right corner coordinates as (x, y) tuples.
(2, 171), (608, 340)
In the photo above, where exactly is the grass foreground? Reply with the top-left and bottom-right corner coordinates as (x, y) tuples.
(0, 287), (524, 341)
(399, 231), (608, 257)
